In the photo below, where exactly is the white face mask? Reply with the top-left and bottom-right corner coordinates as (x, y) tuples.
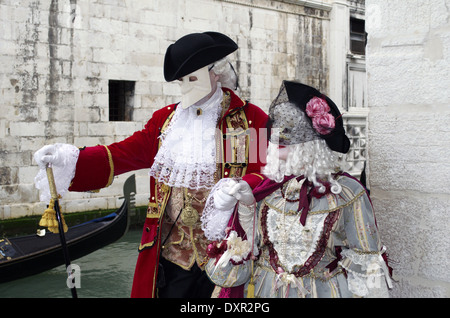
(179, 66), (212, 109)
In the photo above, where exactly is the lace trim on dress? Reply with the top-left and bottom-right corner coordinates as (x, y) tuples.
(339, 248), (391, 297)
(261, 201), (340, 277)
(265, 205), (328, 273)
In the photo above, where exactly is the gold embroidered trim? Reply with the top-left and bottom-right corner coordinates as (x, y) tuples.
(264, 189), (366, 216)
(190, 226), (200, 265)
(159, 110), (176, 148)
(146, 109), (176, 220)
(139, 241), (156, 250)
(162, 226), (184, 249)
(224, 108), (249, 178)
(250, 173), (265, 180)
(350, 248), (381, 255)
(146, 208), (159, 219)
(103, 145), (114, 187)
(219, 93), (229, 178)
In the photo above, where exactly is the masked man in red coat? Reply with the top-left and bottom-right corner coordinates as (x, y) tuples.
(34, 32), (268, 298)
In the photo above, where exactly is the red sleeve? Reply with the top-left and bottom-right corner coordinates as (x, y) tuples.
(69, 145), (112, 192)
(69, 106), (175, 192)
(242, 172), (265, 189)
(107, 118), (158, 175)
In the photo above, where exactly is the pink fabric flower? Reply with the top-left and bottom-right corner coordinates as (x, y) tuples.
(306, 96), (330, 118)
(305, 96), (335, 135)
(312, 113), (335, 135)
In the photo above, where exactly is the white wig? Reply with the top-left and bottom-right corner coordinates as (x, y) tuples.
(262, 140), (343, 194)
(209, 57), (238, 91)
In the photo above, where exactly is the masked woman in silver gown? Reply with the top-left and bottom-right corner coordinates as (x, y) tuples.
(201, 81), (393, 298)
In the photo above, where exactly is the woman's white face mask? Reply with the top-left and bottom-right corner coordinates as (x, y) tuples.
(179, 66), (212, 109)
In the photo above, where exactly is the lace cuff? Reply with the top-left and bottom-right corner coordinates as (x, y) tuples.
(339, 247), (392, 297)
(34, 144), (80, 202)
(237, 201), (256, 236)
(201, 178), (236, 241)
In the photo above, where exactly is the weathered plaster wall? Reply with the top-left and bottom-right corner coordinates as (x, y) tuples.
(1, 0), (331, 218)
(366, 0), (450, 297)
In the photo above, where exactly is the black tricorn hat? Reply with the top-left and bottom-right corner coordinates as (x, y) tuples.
(283, 81), (350, 154)
(163, 32), (238, 82)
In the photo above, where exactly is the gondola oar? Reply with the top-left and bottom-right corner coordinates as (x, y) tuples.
(39, 164), (78, 298)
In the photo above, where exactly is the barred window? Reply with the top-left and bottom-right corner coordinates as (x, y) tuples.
(350, 18), (366, 55)
(109, 80), (135, 121)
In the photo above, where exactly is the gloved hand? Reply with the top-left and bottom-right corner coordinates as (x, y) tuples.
(213, 180), (238, 210)
(33, 143), (80, 202)
(227, 180), (255, 206)
(213, 179), (255, 210)
(34, 144), (67, 169)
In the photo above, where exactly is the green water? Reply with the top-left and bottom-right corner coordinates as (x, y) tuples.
(0, 229), (142, 298)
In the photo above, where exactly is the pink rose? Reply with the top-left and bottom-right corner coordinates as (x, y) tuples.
(305, 96), (335, 135)
(312, 113), (335, 135)
(306, 96), (330, 118)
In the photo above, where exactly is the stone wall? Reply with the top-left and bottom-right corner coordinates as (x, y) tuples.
(0, 0), (332, 218)
(366, 0), (450, 297)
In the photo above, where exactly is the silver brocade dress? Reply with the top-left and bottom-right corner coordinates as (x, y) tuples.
(205, 175), (392, 298)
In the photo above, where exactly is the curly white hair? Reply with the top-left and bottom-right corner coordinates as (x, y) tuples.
(262, 140), (343, 194)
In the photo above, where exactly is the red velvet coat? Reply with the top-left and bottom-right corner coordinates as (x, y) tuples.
(69, 88), (268, 297)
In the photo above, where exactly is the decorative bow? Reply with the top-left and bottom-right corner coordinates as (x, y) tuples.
(297, 178), (332, 226)
(273, 268), (309, 298)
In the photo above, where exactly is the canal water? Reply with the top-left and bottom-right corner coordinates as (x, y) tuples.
(0, 229), (142, 298)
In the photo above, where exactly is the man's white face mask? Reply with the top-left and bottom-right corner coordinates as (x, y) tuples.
(179, 66), (212, 109)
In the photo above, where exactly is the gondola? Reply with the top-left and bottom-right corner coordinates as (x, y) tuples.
(0, 174), (136, 283)
(0, 199), (129, 284)
(0, 173), (136, 284)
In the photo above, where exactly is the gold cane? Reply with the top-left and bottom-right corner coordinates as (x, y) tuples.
(39, 165), (77, 298)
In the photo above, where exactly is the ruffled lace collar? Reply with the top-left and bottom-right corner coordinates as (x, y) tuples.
(149, 85), (223, 190)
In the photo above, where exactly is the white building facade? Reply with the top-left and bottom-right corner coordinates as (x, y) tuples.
(1, 0), (365, 216)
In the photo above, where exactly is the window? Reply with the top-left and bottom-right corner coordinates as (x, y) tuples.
(350, 18), (366, 55)
(108, 80), (135, 121)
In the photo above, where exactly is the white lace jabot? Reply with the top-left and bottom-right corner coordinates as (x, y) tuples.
(149, 84), (223, 190)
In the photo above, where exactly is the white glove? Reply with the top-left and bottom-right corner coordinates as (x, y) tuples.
(213, 180), (238, 210)
(227, 180), (255, 206)
(34, 144), (68, 169)
(34, 143), (80, 202)
(213, 179), (255, 211)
